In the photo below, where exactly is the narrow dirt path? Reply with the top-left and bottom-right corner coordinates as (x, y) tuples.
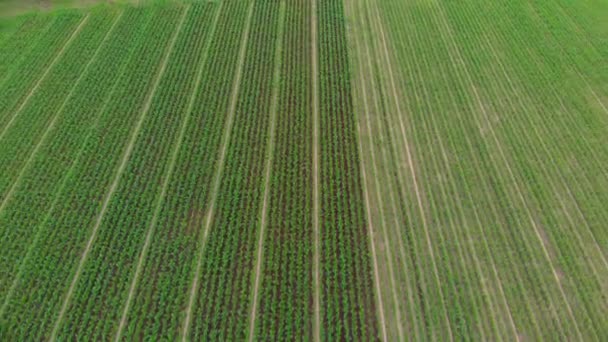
(246, 4), (285, 340)
(47, 9), (189, 341)
(180, 3), (256, 340)
(0, 14), (90, 141)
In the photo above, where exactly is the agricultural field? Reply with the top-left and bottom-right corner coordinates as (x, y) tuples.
(0, 0), (606, 340)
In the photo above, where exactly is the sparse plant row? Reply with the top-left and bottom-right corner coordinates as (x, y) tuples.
(465, 0), (608, 244)
(0, 16), (26, 47)
(188, 1), (281, 340)
(347, 0), (431, 338)
(52, 5), (222, 340)
(370, 5), (487, 339)
(0, 12), (83, 127)
(0, 8), (182, 340)
(372, 0), (588, 338)
(382, 1), (575, 339)
(525, 0), (607, 89)
(481, 0), (608, 262)
(552, 0), (608, 58)
(494, 0), (608, 128)
(440, 0), (608, 336)
(0, 14), (51, 83)
(460, 0), (608, 297)
(257, 0), (314, 339)
(403, 5), (527, 340)
(0, 7), (146, 300)
(376, 0), (608, 339)
(0, 10), (117, 203)
(367, 1), (479, 339)
(117, 1), (254, 340)
(317, 0), (379, 340)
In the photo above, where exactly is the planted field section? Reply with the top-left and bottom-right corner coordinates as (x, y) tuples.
(53, 4), (219, 340)
(350, 0), (608, 339)
(344, 0), (435, 339)
(187, 0), (281, 339)
(317, 0), (378, 339)
(0, 11), (83, 127)
(527, 0), (607, 89)
(438, 0), (608, 337)
(120, 1), (256, 340)
(0, 9), (117, 203)
(0, 14), (50, 81)
(0, 7), (146, 300)
(0, 7), (182, 340)
(256, 0), (314, 339)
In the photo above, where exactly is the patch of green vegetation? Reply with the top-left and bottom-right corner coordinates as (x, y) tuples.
(0, 0), (138, 17)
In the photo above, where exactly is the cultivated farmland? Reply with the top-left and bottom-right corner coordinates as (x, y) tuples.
(1, 0), (606, 340)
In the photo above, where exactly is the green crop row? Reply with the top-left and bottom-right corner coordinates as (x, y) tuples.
(317, 0), (379, 340)
(257, 0), (315, 339)
(0, 14), (51, 82)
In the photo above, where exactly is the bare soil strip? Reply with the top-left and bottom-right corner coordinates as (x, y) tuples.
(47, 9), (189, 341)
(0, 12), (122, 215)
(180, 3), (256, 340)
(0, 15), (90, 142)
(431, 3), (583, 339)
(311, 0), (320, 341)
(0, 11), (125, 317)
(367, 2), (454, 340)
(246, 4), (285, 340)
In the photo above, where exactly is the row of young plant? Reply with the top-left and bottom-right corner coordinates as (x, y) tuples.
(0, 12), (83, 128)
(188, 1), (280, 340)
(443, 0), (607, 337)
(0, 7), (135, 301)
(53, 4), (218, 340)
(257, 0), (315, 339)
(317, 0), (379, 340)
(0, 7), (178, 340)
(119, 1), (256, 340)
(0, 9), (116, 210)
(0, 14), (50, 83)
